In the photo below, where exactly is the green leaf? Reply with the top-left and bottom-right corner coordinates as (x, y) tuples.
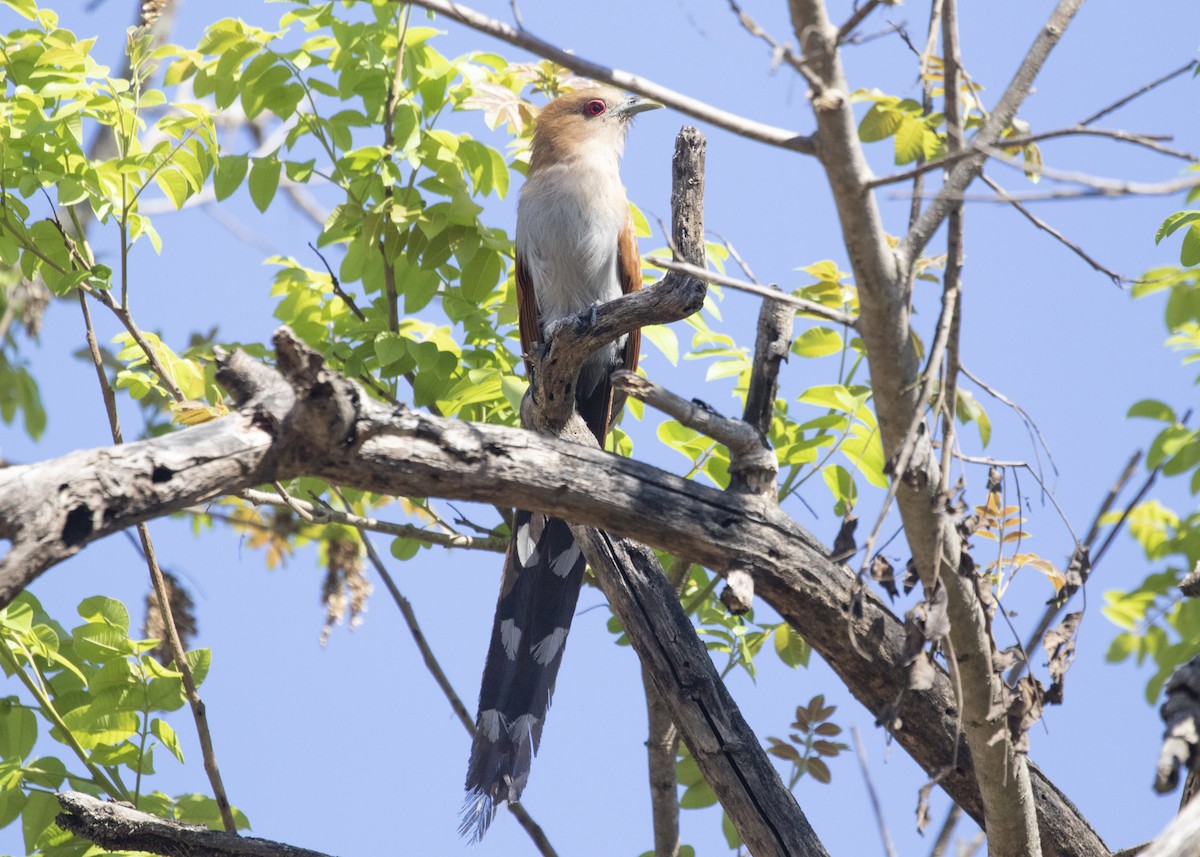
(859, 103), (903, 143)
(22, 790), (59, 855)
(773, 623), (810, 668)
(798, 384), (864, 413)
(679, 780), (718, 809)
(792, 327), (843, 358)
(152, 718), (185, 763)
(955, 388), (991, 447)
(77, 596), (130, 632)
(1182, 223), (1200, 268)
(186, 648), (211, 688)
(155, 168), (190, 209)
(0, 703), (36, 762)
(1156, 211), (1200, 245)
(214, 154), (249, 201)
(72, 622), (133, 662)
(248, 157), (281, 212)
(822, 464), (856, 510)
(722, 811), (742, 850)
(460, 247), (504, 303)
(1128, 399), (1177, 422)
(893, 115), (925, 165)
(642, 325), (678, 365)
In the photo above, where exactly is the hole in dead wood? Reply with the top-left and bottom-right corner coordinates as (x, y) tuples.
(62, 505), (94, 547)
(151, 465), (174, 484)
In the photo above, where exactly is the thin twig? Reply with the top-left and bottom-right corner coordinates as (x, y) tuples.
(960, 364), (1058, 484)
(837, 0), (884, 45)
(852, 726), (899, 857)
(927, 803), (962, 857)
(980, 173), (1129, 286)
(308, 242), (366, 321)
(646, 256), (857, 326)
(867, 125), (1198, 191)
(234, 488), (507, 552)
(727, 0), (825, 94)
(405, 0), (816, 154)
(77, 289), (235, 831)
(955, 455), (1077, 546)
(899, 0), (1090, 264)
(381, 4), (412, 334)
(358, 531), (558, 856)
(1079, 59), (1198, 126)
(1007, 452), (1159, 686)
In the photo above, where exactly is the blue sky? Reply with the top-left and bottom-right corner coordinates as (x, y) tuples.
(3, 0), (1200, 855)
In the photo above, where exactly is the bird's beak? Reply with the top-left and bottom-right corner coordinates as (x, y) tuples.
(614, 94), (664, 117)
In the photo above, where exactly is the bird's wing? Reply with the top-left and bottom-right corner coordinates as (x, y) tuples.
(515, 250), (541, 360)
(605, 207), (644, 431)
(617, 207), (643, 374)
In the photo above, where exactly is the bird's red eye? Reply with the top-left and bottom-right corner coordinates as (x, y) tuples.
(584, 99), (607, 117)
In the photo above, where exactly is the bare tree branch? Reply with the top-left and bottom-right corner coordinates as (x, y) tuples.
(55, 792), (328, 857)
(898, 0), (1086, 266)
(404, 0), (816, 154)
(865, 125), (1198, 191)
(1079, 59), (1198, 126)
(837, 0), (886, 45)
(231, 489), (507, 552)
(0, 326), (1109, 857)
(645, 256), (857, 326)
(980, 173), (1129, 285)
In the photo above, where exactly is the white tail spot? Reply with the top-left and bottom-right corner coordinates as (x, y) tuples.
(508, 712), (539, 745)
(516, 523), (539, 567)
(500, 618), (522, 660)
(531, 627), (568, 666)
(479, 708), (504, 742)
(550, 542), (581, 578)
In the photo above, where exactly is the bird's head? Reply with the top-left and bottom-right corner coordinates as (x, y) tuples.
(528, 86), (663, 174)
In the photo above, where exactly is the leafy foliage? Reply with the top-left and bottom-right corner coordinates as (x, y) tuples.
(1107, 263), (1200, 700)
(0, 592), (244, 854)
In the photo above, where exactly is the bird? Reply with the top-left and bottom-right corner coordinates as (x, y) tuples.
(460, 86), (661, 840)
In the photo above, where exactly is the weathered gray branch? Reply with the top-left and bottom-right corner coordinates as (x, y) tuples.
(0, 327), (1107, 857)
(55, 791), (330, 857)
(571, 517), (829, 857)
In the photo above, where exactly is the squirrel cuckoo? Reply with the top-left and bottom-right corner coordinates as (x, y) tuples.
(461, 86), (661, 839)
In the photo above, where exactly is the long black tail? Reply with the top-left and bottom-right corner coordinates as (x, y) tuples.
(460, 509), (587, 840)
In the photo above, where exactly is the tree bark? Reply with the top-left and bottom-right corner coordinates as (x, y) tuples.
(0, 329), (1108, 857)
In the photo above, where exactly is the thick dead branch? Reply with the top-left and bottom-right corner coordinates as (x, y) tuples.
(1156, 656), (1200, 803)
(56, 792), (328, 857)
(642, 558), (690, 857)
(0, 328), (1107, 856)
(571, 518), (829, 857)
(743, 288), (796, 439)
(404, 0), (815, 154)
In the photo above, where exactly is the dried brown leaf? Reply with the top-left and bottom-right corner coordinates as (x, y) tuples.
(870, 553), (898, 601)
(833, 513), (858, 559)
